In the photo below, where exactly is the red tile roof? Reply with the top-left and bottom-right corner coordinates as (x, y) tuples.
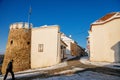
(97, 13), (116, 22)
(90, 12), (120, 31)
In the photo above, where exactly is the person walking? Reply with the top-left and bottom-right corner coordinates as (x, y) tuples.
(3, 60), (15, 80)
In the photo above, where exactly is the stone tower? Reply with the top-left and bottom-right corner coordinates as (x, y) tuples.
(2, 22), (32, 74)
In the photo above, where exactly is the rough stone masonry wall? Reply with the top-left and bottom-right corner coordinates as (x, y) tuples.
(71, 42), (78, 56)
(2, 28), (31, 74)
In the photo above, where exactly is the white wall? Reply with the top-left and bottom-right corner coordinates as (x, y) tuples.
(31, 26), (61, 68)
(61, 34), (74, 55)
(90, 18), (120, 62)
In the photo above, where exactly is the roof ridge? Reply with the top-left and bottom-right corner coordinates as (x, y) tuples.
(92, 12), (120, 25)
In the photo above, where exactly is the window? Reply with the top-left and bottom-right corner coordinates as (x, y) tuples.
(27, 42), (30, 45)
(38, 44), (44, 52)
(10, 40), (13, 45)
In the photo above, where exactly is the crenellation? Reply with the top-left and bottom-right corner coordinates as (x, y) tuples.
(17, 23), (23, 29)
(9, 22), (33, 30)
(24, 23), (29, 29)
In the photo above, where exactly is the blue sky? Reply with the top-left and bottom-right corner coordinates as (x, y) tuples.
(0, 0), (120, 53)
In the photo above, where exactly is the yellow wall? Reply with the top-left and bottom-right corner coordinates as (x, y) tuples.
(31, 26), (61, 68)
(90, 18), (120, 62)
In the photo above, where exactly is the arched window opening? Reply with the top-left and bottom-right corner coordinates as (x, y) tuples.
(27, 42), (30, 45)
(10, 40), (13, 45)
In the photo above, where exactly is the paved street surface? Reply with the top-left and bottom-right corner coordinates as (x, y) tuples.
(29, 71), (120, 80)
(0, 56), (120, 80)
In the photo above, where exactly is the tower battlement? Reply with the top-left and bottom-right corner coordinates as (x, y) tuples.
(10, 22), (33, 30)
(2, 22), (32, 74)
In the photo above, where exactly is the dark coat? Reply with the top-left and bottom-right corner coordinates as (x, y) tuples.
(6, 61), (13, 71)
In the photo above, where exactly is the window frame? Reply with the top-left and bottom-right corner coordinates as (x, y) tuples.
(38, 44), (44, 52)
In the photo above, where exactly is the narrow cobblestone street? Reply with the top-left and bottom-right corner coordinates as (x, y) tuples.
(16, 71), (120, 80)
(1, 57), (120, 80)
(10, 57), (120, 80)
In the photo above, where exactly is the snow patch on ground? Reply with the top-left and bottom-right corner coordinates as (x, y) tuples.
(80, 56), (120, 69)
(65, 54), (76, 60)
(0, 61), (68, 80)
(15, 61), (68, 74)
(55, 67), (85, 75)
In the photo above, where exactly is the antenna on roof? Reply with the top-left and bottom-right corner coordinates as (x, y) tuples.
(28, 0), (32, 28)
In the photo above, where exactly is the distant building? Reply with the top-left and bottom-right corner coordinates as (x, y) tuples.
(89, 12), (120, 62)
(61, 33), (74, 55)
(61, 33), (85, 57)
(71, 42), (85, 57)
(86, 36), (90, 57)
(60, 40), (67, 61)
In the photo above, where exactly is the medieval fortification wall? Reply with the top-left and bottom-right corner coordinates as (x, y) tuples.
(2, 22), (32, 74)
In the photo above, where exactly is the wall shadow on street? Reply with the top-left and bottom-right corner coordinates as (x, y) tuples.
(67, 56), (120, 77)
(74, 66), (120, 77)
(4, 55), (120, 80)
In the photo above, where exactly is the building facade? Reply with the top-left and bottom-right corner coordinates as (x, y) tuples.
(71, 42), (84, 57)
(60, 40), (67, 61)
(31, 25), (61, 68)
(61, 33), (74, 55)
(2, 23), (83, 73)
(86, 36), (90, 57)
(89, 12), (120, 62)
(61, 33), (84, 57)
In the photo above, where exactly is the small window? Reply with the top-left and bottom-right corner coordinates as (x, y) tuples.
(10, 40), (13, 45)
(38, 44), (44, 52)
(27, 42), (30, 45)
